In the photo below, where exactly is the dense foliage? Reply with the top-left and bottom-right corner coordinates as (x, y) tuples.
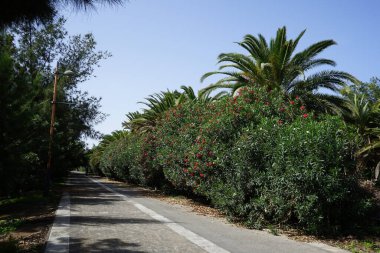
(94, 86), (374, 233)
(90, 26), (378, 234)
(0, 17), (108, 196)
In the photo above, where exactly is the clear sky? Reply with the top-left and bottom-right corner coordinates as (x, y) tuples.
(62, 0), (380, 146)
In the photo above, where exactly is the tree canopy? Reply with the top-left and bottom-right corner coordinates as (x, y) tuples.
(0, 16), (108, 195)
(0, 0), (123, 28)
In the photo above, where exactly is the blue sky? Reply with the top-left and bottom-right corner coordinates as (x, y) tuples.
(62, 0), (380, 146)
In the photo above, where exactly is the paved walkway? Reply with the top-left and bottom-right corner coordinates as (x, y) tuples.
(45, 172), (349, 253)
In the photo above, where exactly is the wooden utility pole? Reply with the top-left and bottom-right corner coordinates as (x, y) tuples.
(45, 63), (59, 195)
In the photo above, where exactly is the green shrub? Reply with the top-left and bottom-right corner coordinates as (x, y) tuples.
(99, 136), (142, 183)
(95, 86), (373, 234)
(0, 219), (23, 235)
(154, 86), (373, 233)
(154, 87), (303, 194)
(98, 133), (165, 186)
(221, 117), (372, 233)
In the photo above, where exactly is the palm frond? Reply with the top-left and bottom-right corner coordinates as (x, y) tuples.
(199, 82), (238, 97)
(291, 40), (336, 66)
(300, 92), (346, 115)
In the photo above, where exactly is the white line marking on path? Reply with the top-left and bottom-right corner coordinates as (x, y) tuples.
(45, 192), (70, 253)
(89, 177), (230, 253)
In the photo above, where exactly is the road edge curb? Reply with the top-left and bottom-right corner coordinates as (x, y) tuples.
(45, 192), (70, 253)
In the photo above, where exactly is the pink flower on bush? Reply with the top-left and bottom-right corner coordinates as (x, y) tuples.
(302, 113), (309, 118)
(206, 162), (214, 167)
(290, 100), (295, 105)
(300, 105), (305, 111)
(183, 169), (188, 173)
(200, 173), (205, 178)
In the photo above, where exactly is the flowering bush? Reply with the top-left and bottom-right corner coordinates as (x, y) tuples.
(154, 87), (304, 191)
(153, 86), (372, 232)
(97, 86), (373, 233)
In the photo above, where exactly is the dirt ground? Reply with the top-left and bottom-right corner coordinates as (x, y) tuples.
(0, 188), (62, 253)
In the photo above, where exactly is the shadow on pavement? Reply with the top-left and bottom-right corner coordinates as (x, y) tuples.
(55, 237), (147, 253)
(71, 195), (123, 206)
(68, 172), (150, 203)
(67, 174), (124, 207)
(70, 215), (164, 226)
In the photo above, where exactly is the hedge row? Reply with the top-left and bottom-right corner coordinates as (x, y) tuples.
(93, 87), (373, 233)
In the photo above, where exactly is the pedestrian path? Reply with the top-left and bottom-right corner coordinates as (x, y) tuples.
(45, 172), (349, 253)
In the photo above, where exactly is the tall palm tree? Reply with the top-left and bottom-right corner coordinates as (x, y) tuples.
(201, 26), (357, 114)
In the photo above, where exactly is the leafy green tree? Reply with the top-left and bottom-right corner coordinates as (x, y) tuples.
(0, 36), (43, 194)
(201, 26), (357, 114)
(0, 16), (108, 195)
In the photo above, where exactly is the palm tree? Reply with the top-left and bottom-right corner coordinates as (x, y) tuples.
(122, 91), (179, 133)
(355, 100), (380, 155)
(356, 102), (380, 178)
(123, 86), (225, 133)
(180, 85), (228, 103)
(1, 0), (123, 28)
(96, 130), (129, 153)
(201, 26), (357, 114)
(342, 85), (380, 173)
(343, 94), (373, 134)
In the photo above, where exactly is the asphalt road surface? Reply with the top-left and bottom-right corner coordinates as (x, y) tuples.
(45, 172), (348, 253)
